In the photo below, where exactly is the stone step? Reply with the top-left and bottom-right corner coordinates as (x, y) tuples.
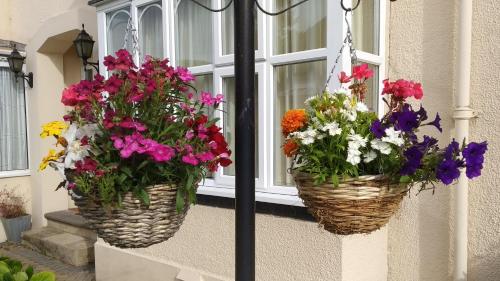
(45, 210), (96, 240)
(22, 227), (95, 267)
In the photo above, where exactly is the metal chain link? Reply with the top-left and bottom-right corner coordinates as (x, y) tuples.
(323, 10), (358, 91)
(123, 17), (141, 59)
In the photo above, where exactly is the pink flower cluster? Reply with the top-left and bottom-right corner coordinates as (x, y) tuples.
(103, 49), (136, 71)
(382, 79), (423, 100)
(112, 133), (175, 163)
(338, 64), (374, 84)
(200, 92), (224, 106)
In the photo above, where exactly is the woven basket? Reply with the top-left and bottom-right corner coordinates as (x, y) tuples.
(73, 184), (187, 248)
(294, 173), (407, 235)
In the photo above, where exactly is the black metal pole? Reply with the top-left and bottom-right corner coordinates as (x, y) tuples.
(234, 0), (255, 280)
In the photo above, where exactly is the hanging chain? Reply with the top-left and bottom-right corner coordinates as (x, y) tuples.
(123, 17), (141, 59)
(323, 10), (358, 92)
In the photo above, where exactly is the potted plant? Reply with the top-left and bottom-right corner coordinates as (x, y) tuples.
(39, 49), (232, 248)
(0, 189), (31, 243)
(282, 64), (487, 235)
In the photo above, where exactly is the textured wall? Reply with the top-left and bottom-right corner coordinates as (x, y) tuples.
(133, 205), (344, 281)
(468, 0), (500, 280)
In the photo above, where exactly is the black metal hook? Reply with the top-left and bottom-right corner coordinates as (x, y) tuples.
(341, 0), (361, 12)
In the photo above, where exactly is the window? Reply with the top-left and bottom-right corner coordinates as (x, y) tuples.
(0, 59), (29, 177)
(94, 0), (386, 205)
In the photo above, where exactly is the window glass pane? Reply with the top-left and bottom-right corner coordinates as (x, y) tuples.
(139, 2), (163, 60)
(352, 0), (379, 54)
(222, 76), (258, 177)
(273, 60), (326, 186)
(175, 0), (213, 67)
(222, 7), (258, 55)
(106, 7), (132, 55)
(363, 63), (379, 112)
(0, 67), (28, 171)
(193, 74), (213, 93)
(273, 0), (326, 55)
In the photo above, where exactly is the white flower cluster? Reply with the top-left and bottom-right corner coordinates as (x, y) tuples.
(370, 127), (404, 156)
(346, 133), (368, 165)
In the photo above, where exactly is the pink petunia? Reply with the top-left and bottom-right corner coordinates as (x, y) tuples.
(175, 67), (195, 83)
(182, 153), (199, 166)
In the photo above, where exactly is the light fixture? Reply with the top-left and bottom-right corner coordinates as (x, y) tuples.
(74, 24), (99, 72)
(7, 45), (33, 88)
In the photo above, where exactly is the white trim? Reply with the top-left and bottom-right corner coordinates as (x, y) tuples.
(268, 48), (328, 66)
(0, 170), (30, 179)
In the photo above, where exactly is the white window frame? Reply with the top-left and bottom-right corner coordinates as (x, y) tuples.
(94, 0), (386, 206)
(0, 57), (31, 178)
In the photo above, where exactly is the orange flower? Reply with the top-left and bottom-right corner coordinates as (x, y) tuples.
(283, 139), (299, 157)
(281, 109), (307, 136)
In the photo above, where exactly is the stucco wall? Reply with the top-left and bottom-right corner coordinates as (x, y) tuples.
(468, 0), (500, 280)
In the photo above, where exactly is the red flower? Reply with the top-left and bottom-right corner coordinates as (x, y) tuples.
(103, 49), (136, 71)
(351, 64), (374, 80)
(338, 71), (352, 83)
(382, 79), (424, 100)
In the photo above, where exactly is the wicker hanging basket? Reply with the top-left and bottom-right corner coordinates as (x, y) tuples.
(294, 173), (408, 235)
(73, 184), (188, 248)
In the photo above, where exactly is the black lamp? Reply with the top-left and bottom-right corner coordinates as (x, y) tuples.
(74, 24), (99, 72)
(7, 45), (33, 88)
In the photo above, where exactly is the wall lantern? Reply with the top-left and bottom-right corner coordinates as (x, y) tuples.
(73, 24), (99, 73)
(7, 45), (33, 88)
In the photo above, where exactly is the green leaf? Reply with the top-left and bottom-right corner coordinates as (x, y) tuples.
(120, 166), (133, 177)
(137, 160), (149, 171)
(25, 267), (33, 280)
(331, 174), (339, 187)
(13, 272), (28, 281)
(3, 272), (14, 281)
(7, 260), (22, 274)
(400, 176), (411, 183)
(139, 189), (150, 206)
(176, 190), (185, 213)
(29, 272), (56, 281)
(0, 261), (10, 275)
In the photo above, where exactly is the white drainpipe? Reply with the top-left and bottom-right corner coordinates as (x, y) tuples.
(453, 0), (474, 280)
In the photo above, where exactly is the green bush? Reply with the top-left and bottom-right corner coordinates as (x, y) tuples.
(0, 257), (55, 281)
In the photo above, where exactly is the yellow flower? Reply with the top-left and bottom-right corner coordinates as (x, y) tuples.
(40, 121), (68, 138)
(39, 149), (62, 171)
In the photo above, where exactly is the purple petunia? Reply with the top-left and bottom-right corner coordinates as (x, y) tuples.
(466, 163), (483, 179)
(370, 120), (386, 138)
(416, 106), (428, 121)
(395, 110), (419, 132)
(444, 139), (460, 159)
(426, 113), (442, 132)
(400, 146), (424, 175)
(462, 141), (488, 165)
(436, 158), (461, 185)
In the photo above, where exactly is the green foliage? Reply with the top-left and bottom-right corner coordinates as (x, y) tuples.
(0, 257), (54, 281)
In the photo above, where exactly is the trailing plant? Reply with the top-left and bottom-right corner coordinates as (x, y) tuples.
(282, 64), (487, 190)
(0, 256), (55, 281)
(39, 49), (232, 210)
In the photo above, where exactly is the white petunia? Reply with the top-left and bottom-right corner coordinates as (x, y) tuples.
(382, 127), (404, 146)
(334, 87), (349, 96)
(321, 122), (342, 136)
(363, 150), (377, 163)
(341, 109), (357, 121)
(347, 133), (368, 149)
(304, 96), (317, 105)
(297, 127), (319, 145)
(356, 102), (369, 112)
(347, 147), (362, 165)
(371, 139), (392, 155)
(76, 124), (101, 139)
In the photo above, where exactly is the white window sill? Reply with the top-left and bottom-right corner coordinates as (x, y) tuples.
(197, 184), (305, 207)
(0, 169), (30, 179)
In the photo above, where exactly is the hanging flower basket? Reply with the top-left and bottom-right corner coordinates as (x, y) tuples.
(281, 64), (488, 235)
(39, 49), (232, 248)
(294, 173), (406, 234)
(73, 184), (188, 248)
